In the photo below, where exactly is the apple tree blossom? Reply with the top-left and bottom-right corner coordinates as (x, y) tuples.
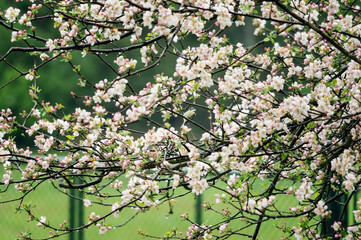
(1, 0), (361, 239)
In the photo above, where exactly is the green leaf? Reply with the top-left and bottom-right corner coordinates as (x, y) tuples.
(314, 192), (319, 198)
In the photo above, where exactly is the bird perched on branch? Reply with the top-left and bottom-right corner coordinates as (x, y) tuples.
(182, 107), (196, 127)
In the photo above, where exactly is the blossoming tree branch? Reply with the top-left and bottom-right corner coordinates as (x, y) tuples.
(1, 0), (361, 239)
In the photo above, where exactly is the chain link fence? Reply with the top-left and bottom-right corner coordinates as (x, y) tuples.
(2, 173), (359, 240)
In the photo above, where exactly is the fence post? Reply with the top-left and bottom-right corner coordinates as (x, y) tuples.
(195, 195), (202, 225)
(69, 178), (84, 240)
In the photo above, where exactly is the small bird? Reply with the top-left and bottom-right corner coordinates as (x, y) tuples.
(182, 107), (196, 127)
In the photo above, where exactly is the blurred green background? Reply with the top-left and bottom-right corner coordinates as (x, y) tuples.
(0, 176), (302, 240)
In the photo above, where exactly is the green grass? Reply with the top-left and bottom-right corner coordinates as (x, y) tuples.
(0, 177), (304, 240)
(0, 181), (69, 239)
